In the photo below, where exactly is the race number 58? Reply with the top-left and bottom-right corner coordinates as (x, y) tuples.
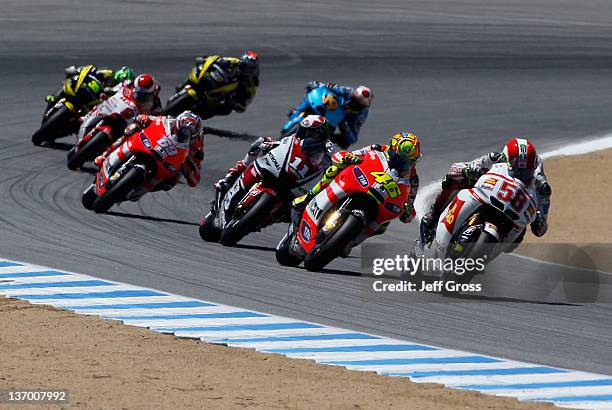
(497, 181), (527, 211)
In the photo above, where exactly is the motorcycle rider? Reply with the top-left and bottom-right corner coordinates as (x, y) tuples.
(212, 115), (334, 209)
(82, 73), (162, 140)
(286, 81), (374, 148)
(420, 138), (552, 246)
(45, 65), (135, 111)
(95, 111), (205, 198)
(292, 132), (421, 252)
(174, 50), (259, 119)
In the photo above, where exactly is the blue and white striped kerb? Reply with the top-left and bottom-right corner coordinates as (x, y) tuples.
(1, 258), (611, 409)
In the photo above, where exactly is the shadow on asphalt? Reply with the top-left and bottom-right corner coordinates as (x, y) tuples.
(105, 211), (199, 226)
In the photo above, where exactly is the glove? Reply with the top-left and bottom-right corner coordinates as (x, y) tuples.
(305, 81), (319, 92)
(538, 181), (552, 197)
(292, 193), (311, 212)
(530, 211), (548, 237)
(400, 203), (416, 223)
(336, 152), (360, 167)
(463, 165), (482, 183)
(134, 114), (150, 127)
(123, 123), (140, 137)
(64, 65), (78, 77)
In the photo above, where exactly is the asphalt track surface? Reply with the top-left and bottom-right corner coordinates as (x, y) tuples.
(1, 1), (611, 374)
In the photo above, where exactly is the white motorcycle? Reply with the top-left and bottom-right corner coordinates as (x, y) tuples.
(416, 162), (538, 283)
(199, 135), (332, 246)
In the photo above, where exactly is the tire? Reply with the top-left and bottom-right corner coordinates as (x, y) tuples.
(199, 212), (221, 242)
(67, 130), (110, 170)
(161, 92), (194, 116)
(219, 192), (276, 247)
(275, 233), (301, 267)
(304, 214), (365, 272)
(32, 105), (75, 146)
(92, 166), (145, 213)
(81, 184), (97, 210)
(468, 230), (498, 262)
(441, 230), (497, 294)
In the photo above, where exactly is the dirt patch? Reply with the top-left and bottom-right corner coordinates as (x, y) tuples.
(0, 297), (553, 409)
(517, 148), (612, 271)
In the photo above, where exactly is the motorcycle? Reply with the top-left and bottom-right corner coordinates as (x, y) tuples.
(162, 56), (238, 118)
(81, 116), (190, 213)
(66, 90), (135, 170)
(281, 86), (346, 141)
(416, 162), (538, 283)
(276, 149), (411, 272)
(32, 65), (103, 146)
(199, 135), (329, 246)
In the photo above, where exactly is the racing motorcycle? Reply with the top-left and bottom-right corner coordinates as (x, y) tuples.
(281, 86), (346, 143)
(162, 56), (238, 118)
(81, 116), (190, 213)
(199, 135), (330, 246)
(415, 162), (538, 283)
(276, 149), (411, 272)
(66, 95), (132, 170)
(32, 65), (103, 146)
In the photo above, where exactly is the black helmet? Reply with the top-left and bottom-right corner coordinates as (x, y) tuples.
(239, 50), (259, 77)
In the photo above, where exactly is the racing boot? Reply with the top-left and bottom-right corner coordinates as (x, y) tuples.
(214, 160), (247, 194)
(420, 210), (437, 245)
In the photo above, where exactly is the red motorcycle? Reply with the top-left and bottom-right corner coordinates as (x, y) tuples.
(276, 149), (411, 271)
(199, 134), (331, 246)
(82, 116), (190, 213)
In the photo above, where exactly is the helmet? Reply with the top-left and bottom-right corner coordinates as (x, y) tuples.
(353, 86), (373, 107)
(133, 74), (158, 106)
(296, 115), (333, 154)
(174, 111), (202, 143)
(322, 93), (339, 111)
(387, 132), (421, 172)
(503, 138), (538, 185)
(239, 50), (259, 77)
(114, 66), (134, 83)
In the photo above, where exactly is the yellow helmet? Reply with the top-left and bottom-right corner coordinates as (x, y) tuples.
(322, 93), (339, 111)
(389, 132), (421, 161)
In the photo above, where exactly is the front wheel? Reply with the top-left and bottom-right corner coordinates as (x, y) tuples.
(199, 212), (221, 242)
(92, 166), (146, 213)
(67, 130), (110, 170)
(219, 192), (276, 246)
(304, 214), (365, 272)
(161, 92), (195, 116)
(81, 184), (97, 210)
(441, 230), (497, 294)
(32, 105), (76, 146)
(275, 233), (301, 267)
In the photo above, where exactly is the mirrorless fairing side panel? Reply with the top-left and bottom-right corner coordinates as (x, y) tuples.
(433, 189), (482, 257)
(254, 136), (293, 179)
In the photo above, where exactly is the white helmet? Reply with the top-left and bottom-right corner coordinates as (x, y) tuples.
(353, 86), (374, 107)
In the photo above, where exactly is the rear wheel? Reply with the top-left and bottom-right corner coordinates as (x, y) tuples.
(92, 167), (145, 213)
(199, 212), (221, 242)
(219, 193), (276, 247)
(67, 130), (110, 170)
(32, 105), (76, 146)
(304, 214), (365, 272)
(161, 92), (194, 116)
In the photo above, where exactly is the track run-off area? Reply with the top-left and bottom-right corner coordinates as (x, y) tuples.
(1, 0), (611, 407)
